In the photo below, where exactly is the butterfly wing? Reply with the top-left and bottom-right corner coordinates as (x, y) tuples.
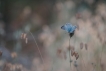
(69, 26), (77, 33)
(65, 23), (73, 33)
(61, 24), (69, 33)
(61, 23), (77, 33)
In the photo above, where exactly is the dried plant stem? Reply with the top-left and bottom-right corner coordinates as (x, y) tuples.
(69, 37), (72, 70)
(69, 50), (71, 67)
(29, 31), (45, 67)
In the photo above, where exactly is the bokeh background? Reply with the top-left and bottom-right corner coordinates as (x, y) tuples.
(0, 0), (106, 71)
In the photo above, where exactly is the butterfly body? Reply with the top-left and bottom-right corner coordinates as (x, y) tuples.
(61, 23), (77, 38)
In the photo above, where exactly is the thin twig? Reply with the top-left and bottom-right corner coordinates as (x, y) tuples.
(29, 31), (45, 66)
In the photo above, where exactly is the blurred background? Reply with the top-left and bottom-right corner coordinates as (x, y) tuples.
(0, 0), (106, 71)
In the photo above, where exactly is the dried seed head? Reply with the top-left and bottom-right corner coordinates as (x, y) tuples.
(75, 53), (78, 57)
(75, 53), (79, 60)
(76, 54), (79, 60)
(71, 51), (79, 60)
(71, 51), (75, 56)
(85, 43), (88, 50)
(80, 42), (83, 49)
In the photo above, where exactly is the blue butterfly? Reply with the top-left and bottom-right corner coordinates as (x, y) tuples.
(61, 23), (77, 37)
